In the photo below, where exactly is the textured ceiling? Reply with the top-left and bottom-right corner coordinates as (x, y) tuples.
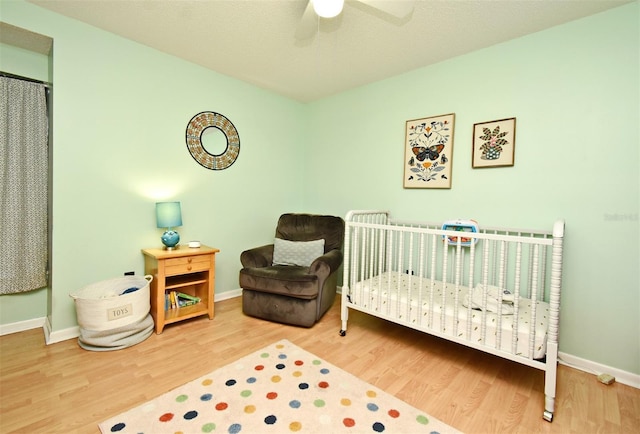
(24, 0), (631, 102)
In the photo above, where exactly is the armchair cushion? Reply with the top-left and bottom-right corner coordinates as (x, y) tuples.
(240, 265), (319, 299)
(272, 238), (325, 267)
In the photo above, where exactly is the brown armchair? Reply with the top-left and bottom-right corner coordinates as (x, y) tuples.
(239, 213), (345, 327)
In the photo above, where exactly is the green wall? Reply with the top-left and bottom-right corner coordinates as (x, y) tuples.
(1, 0), (638, 376)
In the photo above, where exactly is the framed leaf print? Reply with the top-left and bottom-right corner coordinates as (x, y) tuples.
(472, 117), (516, 168)
(404, 113), (455, 189)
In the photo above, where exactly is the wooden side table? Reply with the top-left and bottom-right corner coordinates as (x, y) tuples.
(142, 245), (219, 334)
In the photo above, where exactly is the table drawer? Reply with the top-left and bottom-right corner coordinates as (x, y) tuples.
(164, 255), (211, 275)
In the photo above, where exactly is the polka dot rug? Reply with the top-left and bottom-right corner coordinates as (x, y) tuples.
(99, 339), (462, 433)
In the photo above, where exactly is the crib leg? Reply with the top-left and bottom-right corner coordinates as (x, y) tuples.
(543, 341), (558, 422)
(543, 390), (555, 422)
(339, 316), (348, 337)
(340, 301), (349, 337)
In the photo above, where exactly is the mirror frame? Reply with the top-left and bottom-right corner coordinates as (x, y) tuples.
(185, 111), (240, 170)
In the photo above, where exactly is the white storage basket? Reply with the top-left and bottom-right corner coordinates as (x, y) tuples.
(70, 275), (152, 331)
(77, 314), (154, 351)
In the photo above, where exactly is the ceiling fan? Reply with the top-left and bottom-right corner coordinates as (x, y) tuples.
(295, 0), (415, 40)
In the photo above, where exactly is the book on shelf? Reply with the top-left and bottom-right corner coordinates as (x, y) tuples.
(165, 291), (201, 310)
(176, 292), (201, 302)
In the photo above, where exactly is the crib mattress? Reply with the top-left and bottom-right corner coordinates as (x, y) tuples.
(349, 271), (549, 359)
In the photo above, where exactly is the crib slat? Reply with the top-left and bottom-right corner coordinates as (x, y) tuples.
(512, 242), (523, 355)
(428, 233), (437, 329)
(452, 241), (463, 337)
(497, 240), (510, 349)
(466, 240), (476, 341)
(480, 239), (490, 343)
(375, 227), (384, 313)
(358, 225), (364, 305)
(417, 233), (426, 326)
(529, 244), (540, 359)
(440, 235), (449, 334)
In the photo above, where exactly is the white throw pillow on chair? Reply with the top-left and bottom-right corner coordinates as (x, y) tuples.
(272, 238), (325, 267)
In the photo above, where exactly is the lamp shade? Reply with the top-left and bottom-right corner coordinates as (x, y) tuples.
(156, 202), (182, 229)
(313, 0), (344, 18)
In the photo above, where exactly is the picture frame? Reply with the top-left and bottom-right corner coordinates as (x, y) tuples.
(403, 113), (455, 189)
(472, 117), (516, 168)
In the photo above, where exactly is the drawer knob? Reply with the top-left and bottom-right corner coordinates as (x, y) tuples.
(188, 258), (193, 263)
(187, 265), (192, 271)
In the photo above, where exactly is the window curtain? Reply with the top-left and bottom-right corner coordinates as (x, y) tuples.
(0, 76), (49, 295)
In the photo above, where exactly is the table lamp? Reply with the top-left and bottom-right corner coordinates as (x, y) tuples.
(156, 201), (182, 250)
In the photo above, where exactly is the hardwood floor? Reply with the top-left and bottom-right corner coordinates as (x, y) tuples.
(1, 296), (638, 433)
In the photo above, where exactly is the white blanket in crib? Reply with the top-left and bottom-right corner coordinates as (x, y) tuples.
(463, 284), (515, 314)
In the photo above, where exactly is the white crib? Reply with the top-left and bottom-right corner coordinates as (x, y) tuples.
(340, 210), (565, 422)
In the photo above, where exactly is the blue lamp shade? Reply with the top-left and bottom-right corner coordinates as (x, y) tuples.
(156, 202), (182, 249)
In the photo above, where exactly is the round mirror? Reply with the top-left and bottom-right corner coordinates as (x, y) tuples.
(201, 127), (228, 156)
(185, 112), (240, 170)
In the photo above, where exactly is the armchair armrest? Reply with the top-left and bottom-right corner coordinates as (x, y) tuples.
(240, 244), (274, 268)
(309, 249), (343, 279)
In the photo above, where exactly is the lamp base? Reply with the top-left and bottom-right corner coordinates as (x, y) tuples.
(161, 230), (180, 250)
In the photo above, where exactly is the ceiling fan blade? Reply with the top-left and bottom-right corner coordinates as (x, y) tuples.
(356, 0), (415, 18)
(295, 0), (318, 40)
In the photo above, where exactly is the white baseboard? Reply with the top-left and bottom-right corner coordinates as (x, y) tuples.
(4, 290), (639, 390)
(43, 317), (80, 345)
(559, 351), (640, 389)
(216, 288), (242, 301)
(0, 317), (46, 336)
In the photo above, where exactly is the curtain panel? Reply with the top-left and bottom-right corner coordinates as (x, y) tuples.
(0, 76), (49, 295)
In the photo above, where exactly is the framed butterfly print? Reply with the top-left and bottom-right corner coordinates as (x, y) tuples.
(404, 113), (455, 189)
(472, 117), (516, 168)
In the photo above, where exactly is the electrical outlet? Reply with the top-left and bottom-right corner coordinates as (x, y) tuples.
(124, 271), (135, 276)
